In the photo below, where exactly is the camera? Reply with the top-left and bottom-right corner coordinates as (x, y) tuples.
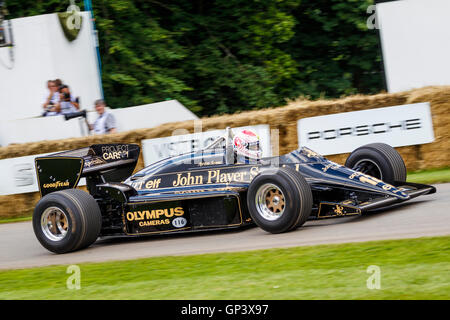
(64, 109), (86, 121)
(45, 101), (54, 111)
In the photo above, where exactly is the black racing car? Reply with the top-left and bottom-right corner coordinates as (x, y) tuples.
(33, 128), (435, 253)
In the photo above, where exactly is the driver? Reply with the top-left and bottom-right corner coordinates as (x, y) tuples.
(233, 129), (262, 163)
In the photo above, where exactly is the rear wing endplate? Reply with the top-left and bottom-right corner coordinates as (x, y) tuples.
(35, 144), (140, 197)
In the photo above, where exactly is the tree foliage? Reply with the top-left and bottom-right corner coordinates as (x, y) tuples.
(5, 0), (382, 116)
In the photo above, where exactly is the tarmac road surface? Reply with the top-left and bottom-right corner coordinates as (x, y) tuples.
(1, 183), (449, 270)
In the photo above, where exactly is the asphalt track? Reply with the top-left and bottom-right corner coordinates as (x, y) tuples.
(1, 183), (449, 270)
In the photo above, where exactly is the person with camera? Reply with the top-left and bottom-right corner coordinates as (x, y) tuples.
(88, 99), (117, 134)
(55, 84), (80, 115)
(42, 80), (60, 116)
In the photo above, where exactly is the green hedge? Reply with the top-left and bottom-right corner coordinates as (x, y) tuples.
(6, 0), (382, 116)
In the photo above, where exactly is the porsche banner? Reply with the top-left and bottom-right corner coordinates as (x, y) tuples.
(297, 102), (435, 156)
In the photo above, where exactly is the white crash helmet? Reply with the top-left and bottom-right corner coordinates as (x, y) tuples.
(233, 129), (262, 160)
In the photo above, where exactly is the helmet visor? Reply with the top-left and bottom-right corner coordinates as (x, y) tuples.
(247, 141), (260, 151)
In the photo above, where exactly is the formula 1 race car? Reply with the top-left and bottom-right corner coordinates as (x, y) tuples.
(33, 128), (436, 253)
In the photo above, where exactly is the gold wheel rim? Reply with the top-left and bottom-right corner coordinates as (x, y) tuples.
(265, 189), (285, 213)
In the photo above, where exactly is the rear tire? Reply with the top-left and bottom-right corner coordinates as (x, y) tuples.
(33, 189), (102, 254)
(345, 143), (407, 184)
(247, 167), (312, 233)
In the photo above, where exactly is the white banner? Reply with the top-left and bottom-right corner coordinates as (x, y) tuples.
(142, 125), (272, 166)
(377, 0), (450, 92)
(297, 102), (434, 155)
(0, 152), (86, 196)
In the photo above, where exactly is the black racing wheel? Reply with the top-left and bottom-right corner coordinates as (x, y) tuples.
(247, 167), (313, 233)
(33, 189), (102, 254)
(345, 143), (407, 184)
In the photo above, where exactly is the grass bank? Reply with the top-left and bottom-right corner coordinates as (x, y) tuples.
(407, 167), (450, 185)
(0, 236), (448, 300)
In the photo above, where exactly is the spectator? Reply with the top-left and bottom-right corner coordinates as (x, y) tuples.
(54, 78), (62, 87)
(88, 99), (117, 134)
(42, 80), (59, 116)
(55, 84), (79, 115)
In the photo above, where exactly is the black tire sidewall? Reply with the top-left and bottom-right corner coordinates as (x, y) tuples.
(345, 148), (395, 183)
(247, 169), (301, 233)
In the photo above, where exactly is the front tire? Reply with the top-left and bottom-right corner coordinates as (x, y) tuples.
(247, 167), (313, 233)
(33, 189), (102, 254)
(345, 143), (407, 184)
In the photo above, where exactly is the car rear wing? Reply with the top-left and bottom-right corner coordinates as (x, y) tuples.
(35, 144), (140, 197)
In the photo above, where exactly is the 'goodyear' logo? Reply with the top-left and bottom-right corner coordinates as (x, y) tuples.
(43, 181), (70, 189)
(126, 207), (184, 222)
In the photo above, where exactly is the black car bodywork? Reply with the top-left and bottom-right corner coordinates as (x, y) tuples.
(33, 130), (435, 251)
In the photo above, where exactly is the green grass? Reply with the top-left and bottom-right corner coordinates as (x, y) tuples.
(407, 167), (450, 185)
(0, 216), (32, 224)
(0, 236), (448, 300)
